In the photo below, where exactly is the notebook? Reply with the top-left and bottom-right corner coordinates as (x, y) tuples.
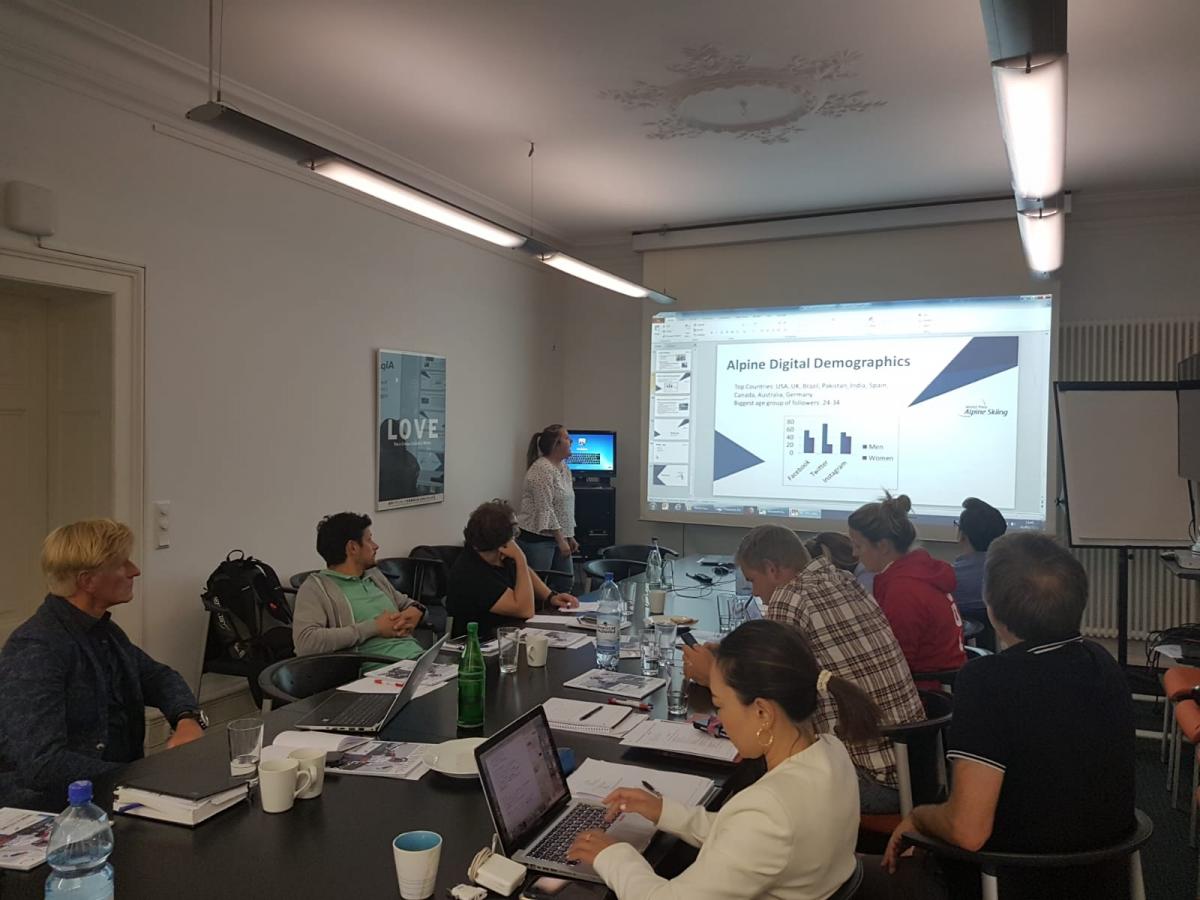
(542, 698), (645, 737)
(113, 784), (248, 827)
(619, 719), (739, 763)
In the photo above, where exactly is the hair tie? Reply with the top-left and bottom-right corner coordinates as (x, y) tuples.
(816, 669), (833, 694)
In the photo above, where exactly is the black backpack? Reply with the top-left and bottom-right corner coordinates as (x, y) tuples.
(201, 550), (294, 663)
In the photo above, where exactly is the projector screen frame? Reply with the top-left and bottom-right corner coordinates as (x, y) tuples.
(638, 293), (1060, 544)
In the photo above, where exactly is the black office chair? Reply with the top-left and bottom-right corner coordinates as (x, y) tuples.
(289, 570), (318, 591)
(599, 544), (679, 562)
(827, 856), (864, 899)
(911, 644), (991, 690)
(901, 809), (1152, 900)
(378, 555), (449, 636)
(257, 652), (396, 711)
(584, 558), (647, 591)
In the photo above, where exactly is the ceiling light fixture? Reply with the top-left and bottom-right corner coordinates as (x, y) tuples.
(979, 0), (1068, 276)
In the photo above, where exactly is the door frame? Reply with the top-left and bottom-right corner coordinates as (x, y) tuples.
(0, 244), (145, 642)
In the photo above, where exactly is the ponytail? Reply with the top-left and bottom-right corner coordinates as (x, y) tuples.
(824, 675), (882, 743)
(526, 424), (564, 468)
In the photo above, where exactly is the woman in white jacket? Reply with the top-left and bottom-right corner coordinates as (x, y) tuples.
(567, 619), (880, 900)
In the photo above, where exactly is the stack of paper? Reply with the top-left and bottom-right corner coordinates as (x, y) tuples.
(563, 669), (665, 699)
(619, 720), (739, 763)
(340, 659), (458, 696)
(519, 627), (592, 650)
(0, 809), (55, 871)
(326, 740), (433, 780)
(568, 759), (715, 809)
(543, 698), (645, 737)
(113, 784), (249, 827)
(443, 637), (500, 655)
(261, 730), (370, 763)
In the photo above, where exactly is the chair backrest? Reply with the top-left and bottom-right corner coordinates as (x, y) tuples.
(289, 570), (318, 591)
(880, 689), (954, 814)
(377, 556), (447, 606)
(583, 558), (647, 590)
(911, 644), (991, 688)
(257, 652), (397, 704)
(826, 856), (863, 900)
(599, 544), (678, 562)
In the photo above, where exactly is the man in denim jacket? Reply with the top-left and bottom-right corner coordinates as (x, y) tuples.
(0, 520), (203, 810)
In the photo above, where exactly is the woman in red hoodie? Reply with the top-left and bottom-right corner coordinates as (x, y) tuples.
(848, 493), (965, 677)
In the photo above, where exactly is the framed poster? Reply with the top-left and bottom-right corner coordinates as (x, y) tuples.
(377, 350), (446, 510)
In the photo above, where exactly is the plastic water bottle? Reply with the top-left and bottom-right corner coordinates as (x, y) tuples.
(457, 622), (486, 728)
(45, 781), (114, 900)
(595, 574), (622, 670)
(646, 538), (664, 590)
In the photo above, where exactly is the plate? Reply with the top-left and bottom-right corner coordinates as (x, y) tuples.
(422, 737), (486, 779)
(651, 614), (698, 627)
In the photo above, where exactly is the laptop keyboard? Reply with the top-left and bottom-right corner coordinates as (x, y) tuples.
(320, 694), (393, 727)
(528, 804), (611, 865)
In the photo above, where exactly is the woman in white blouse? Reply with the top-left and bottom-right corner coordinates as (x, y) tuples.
(567, 619), (880, 900)
(516, 424), (577, 582)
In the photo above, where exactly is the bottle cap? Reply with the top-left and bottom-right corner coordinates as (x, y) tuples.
(67, 780), (93, 805)
(603, 573), (614, 582)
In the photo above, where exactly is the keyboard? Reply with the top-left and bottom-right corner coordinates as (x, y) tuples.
(320, 694), (393, 727)
(528, 804), (611, 865)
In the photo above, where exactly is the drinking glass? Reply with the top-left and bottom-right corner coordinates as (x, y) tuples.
(621, 579), (642, 621)
(665, 659), (689, 717)
(497, 626), (521, 674)
(716, 591), (736, 633)
(654, 621), (677, 662)
(228, 717), (264, 777)
(640, 628), (660, 675)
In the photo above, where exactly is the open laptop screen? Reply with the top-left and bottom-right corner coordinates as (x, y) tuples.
(476, 708), (569, 853)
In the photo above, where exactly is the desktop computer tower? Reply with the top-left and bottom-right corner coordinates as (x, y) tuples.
(573, 485), (615, 559)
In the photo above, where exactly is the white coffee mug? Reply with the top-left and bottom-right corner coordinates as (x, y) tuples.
(393, 830), (442, 899)
(525, 633), (550, 667)
(649, 589), (667, 615)
(288, 748), (326, 799)
(259, 758), (312, 813)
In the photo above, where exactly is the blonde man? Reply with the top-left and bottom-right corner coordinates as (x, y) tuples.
(0, 520), (203, 810)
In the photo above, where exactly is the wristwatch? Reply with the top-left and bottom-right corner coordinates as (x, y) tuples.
(177, 710), (210, 730)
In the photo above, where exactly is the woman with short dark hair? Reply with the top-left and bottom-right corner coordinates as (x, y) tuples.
(447, 500), (578, 638)
(567, 619), (879, 899)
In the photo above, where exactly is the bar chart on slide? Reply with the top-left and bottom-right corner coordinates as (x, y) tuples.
(782, 417), (899, 490)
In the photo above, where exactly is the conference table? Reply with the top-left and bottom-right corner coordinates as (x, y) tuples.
(4, 558), (739, 899)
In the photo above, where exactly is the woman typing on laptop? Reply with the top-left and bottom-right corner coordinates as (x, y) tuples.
(565, 619), (879, 899)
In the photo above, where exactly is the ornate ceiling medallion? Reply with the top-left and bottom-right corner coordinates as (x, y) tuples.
(601, 45), (886, 144)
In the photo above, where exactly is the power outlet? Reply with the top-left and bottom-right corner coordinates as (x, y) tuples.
(153, 501), (171, 549)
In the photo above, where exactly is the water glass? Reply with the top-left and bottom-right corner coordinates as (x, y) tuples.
(621, 580), (642, 620)
(654, 621), (677, 661)
(228, 717), (264, 777)
(640, 628), (660, 675)
(717, 592), (744, 633)
(497, 626), (521, 674)
(665, 660), (689, 717)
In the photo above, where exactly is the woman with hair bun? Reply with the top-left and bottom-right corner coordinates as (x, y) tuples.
(567, 619), (878, 899)
(848, 493), (965, 678)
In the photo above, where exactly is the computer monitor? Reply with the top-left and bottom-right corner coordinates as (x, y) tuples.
(566, 430), (616, 477)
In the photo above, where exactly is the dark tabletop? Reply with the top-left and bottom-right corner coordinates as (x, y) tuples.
(3, 559), (736, 899)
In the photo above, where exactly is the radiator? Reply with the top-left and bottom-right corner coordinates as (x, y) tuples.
(1058, 318), (1200, 640)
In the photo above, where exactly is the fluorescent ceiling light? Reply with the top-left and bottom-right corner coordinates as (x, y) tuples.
(311, 158), (526, 249)
(992, 53), (1067, 201)
(1017, 209), (1064, 274)
(539, 252), (650, 298)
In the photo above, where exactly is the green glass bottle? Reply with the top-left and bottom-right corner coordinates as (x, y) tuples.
(457, 621), (486, 728)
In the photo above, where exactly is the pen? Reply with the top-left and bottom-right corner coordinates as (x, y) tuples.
(579, 704), (604, 721)
(641, 780), (660, 796)
(693, 719), (729, 739)
(607, 698), (652, 711)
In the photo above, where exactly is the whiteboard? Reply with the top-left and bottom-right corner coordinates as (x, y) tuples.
(1056, 384), (1193, 547)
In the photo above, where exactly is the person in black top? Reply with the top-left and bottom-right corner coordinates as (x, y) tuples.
(0, 520), (205, 810)
(446, 501), (578, 638)
(865, 531), (1136, 900)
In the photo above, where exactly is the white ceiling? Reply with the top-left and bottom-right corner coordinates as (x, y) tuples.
(59, 0), (1200, 243)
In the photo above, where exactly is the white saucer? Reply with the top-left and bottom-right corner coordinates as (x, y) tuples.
(422, 737), (485, 779)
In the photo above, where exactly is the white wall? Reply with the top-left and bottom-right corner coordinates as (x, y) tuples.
(563, 192), (1200, 556)
(1, 65), (567, 685)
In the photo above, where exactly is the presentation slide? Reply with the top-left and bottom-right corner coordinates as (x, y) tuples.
(644, 296), (1052, 537)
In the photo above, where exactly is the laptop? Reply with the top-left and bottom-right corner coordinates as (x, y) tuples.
(474, 706), (654, 883)
(295, 635), (447, 733)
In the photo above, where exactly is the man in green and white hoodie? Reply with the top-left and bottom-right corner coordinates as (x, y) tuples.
(292, 512), (424, 661)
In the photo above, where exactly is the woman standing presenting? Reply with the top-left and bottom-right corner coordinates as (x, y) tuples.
(516, 424), (577, 581)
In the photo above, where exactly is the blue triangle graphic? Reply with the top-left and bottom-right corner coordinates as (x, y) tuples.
(910, 336), (1019, 407)
(713, 431), (765, 480)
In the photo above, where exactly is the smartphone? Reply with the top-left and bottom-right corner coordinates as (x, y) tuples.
(679, 629), (699, 647)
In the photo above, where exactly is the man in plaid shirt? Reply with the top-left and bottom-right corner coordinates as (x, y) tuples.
(684, 525), (924, 813)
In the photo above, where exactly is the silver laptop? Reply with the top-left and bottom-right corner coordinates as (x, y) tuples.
(296, 636), (447, 733)
(474, 707), (654, 883)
